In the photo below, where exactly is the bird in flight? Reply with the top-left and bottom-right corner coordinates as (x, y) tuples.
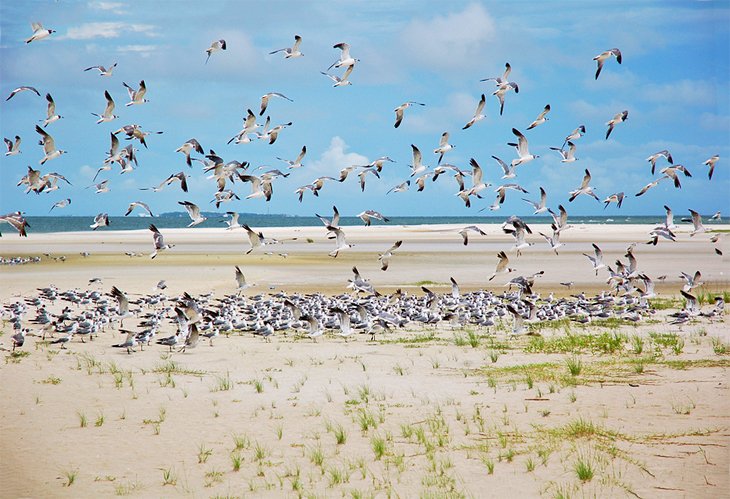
(593, 48), (622, 79)
(205, 39), (227, 64)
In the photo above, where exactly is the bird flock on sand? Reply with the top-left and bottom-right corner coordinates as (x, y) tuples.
(1, 26), (726, 352)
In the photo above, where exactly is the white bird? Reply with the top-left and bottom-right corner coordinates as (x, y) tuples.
(509, 128), (538, 167)
(433, 132), (454, 165)
(583, 243), (606, 275)
(269, 34), (303, 58)
(493, 82), (519, 116)
(480, 62), (512, 87)
(378, 240), (402, 271)
(506, 305), (526, 336)
(635, 176), (667, 197)
(255, 116), (293, 144)
(237, 174), (273, 201)
(332, 308), (354, 340)
(386, 180), (410, 194)
(50, 198), (71, 212)
(593, 48), (622, 79)
(660, 164), (692, 189)
(87, 179), (110, 194)
(492, 155), (517, 179)
(458, 225), (487, 246)
(90, 213), (110, 230)
(26, 22), (55, 43)
(122, 80), (148, 106)
(358, 210), (389, 226)
(112, 330), (139, 354)
(234, 266), (250, 292)
(178, 201), (207, 227)
(4, 136), (21, 156)
(321, 64), (354, 87)
(277, 145), (307, 169)
(175, 138), (204, 167)
(242, 224), (266, 254)
(563, 125), (586, 148)
(603, 192), (625, 209)
(91, 90), (117, 124)
(124, 201), (153, 217)
(205, 39), (227, 64)
(223, 211), (241, 230)
(316, 205), (340, 229)
(539, 224), (564, 255)
(259, 92), (293, 116)
(84, 63), (117, 76)
(679, 270), (702, 292)
(328, 42), (358, 69)
(488, 251), (516, 281)
(304, 316), (324, 341)
(503, 222), (533, 256)
(328, 226), (354, 258)
(569, 169), (600, 202)
(605, 110), (628, 140)
(646, 150), (673, 175)
(526, 104), (550, 130)
(689, 209), (707, 237)
(228, 109), (261, 144)
(409, 144), (428, 177)
(522, 187), (548, 214)
(549, 141), (577, 163)
(393, 101), (425, 128)
(41, 93), (62, 127)
(149, 224), (174, 259)
(704, 155), (719, 180)
(458, 157), (490, 208)
(462, 94), (486, 130)
(6, 86), (40, 101)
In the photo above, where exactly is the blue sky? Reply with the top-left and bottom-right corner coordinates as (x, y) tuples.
(1, 1), (728, 218)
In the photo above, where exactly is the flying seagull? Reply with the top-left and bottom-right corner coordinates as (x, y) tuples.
(509, 128), (538, 167)
(605, 110), (628, 140)
(462, 94), (486, 130)
(260, 92), (293, 116)
(378, 240), (402, 271)
(321, 64), (355, 87)
(149, 224), (174, 259)
(84, 63), (117, 76)
(205, 39), (226, 64)
(122, 80), (148, 106)
(704, 155), (719, 180)
(646, 150), (673, 175)
(583, 243), (606, 275)
(488, 251), (515, 281)
(35, 125), (66, 164)
(269, 34), (303, 58)
(91, 90), (117, 124)
(603, 192), (624, 209)
(458, 225), (487, 246)
(549, 142), (577, 163)
(569, 169), (600, 202)
(328, 42), (359, 70)
(175, 138), (204, 167)
(277, 145), (307, 169)
(89, 213), (110, 230)
(358, 210), (389, 226)
(41, 93), (62, 127)
(26, 22), (55, 43)
(526, 104), (550, 130)
(4, 136), (21, 156)
(178, 201), (207, 227)
(593, 48), (622, 79)
(6, 86), (40, 101)
(393, 101), (425, 128)
(124, 201), (154, 217)
(433, 132), (454, 165)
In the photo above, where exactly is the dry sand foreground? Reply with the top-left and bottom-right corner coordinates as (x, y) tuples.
(0, 223), (728, 498)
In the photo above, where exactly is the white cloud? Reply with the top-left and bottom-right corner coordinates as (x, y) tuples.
(308, 136), (368, 178)
(405, 92), (479, 134)
(640, 79), (716, 107)
(699, 112), (730, 131)
(116, 44), (156, 58)
(62, 22), (157, 40)
(400, 3), (496, 70)
(88, 1), (126, 14)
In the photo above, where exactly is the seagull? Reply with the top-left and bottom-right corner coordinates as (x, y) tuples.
(593, 48), (622, 79)
(358, 210), (389, 226)
(50, 198), (71, 212)
(6, 86), (40, 101)
(175, 138), (204, 167)
(409, 144), (428, 177)
(386, 180), (410, 194)
(39, 93), (62, 128)
(149, 224), (174, 258)
(222, 211), (241, 230)
(583, 243), (606, 275)
(328, 226), (354, 257)
(393, 101), (425, 128)
(680, 271), (702, 293)
(605, 110), (628, 139)
(90, 213), (110, 230)
(26, 22), (55, 43)
(87, 179), (110, 194)
(234, 266), (250, 292)
(563, 125), (586, 148)
(237, 174), (273, 201)
(205, 39), (226, 64)
(660, 164), (692, 189)
(509, 128), (538, 167)
(488, 251), (516, 281)
(178, 201), (207, 227)
(458, 225), (486, 246)
(303, 316), (324, 342)
(415, 172), (433, 192)
(522, 187), (548, 214)
(506, 305), (526, 336)
(4, 136), (21, 156)
(112, 330), (139, 354)
(569, 169), (600, 202)
(549, 141), (577, 162)
(493, 82), (519, 115)
(635, 176), (667, 197)
(161, 172), (188, 192)
(539, 224), (564, 255)
(526, 104), (550, 130)
(480, 62), (512, 86)
(321, 64), (354, 87)
(689, 209), (707, 237)
(277, 145), (307, 169)
(122, 80), (148, 106)
(124, 201), (154, 217)
(331, 308), (354, 341)
(646, 150), (673, 175)
(115, 124), (162, 148)
(242, 224), (265, 254)
(89, 90), (117, 124)
(259, 92), (293, 116)
(328, 42), (359, 69)
(378, 240), (402, 271)
(492, 155), (517, 179)
(228, 109), (261, 144)
(0, 212), (30, 237)
(462, 94), (486, 130)
(255, 116), (293, 144)
(433, 132), (454, 165)
(503, 219), (533, 256)
(316, 205), (340, 229)
(549, 205), (571, 233)
(347, 266), (375, 294)
(269, 34), (303, 58)
(603, 192), (624, 209)
(710, 211), (722, 221)
(704, 155), (719, 180)
(358, 167), (380, 192)
(84, 63), (117, 76)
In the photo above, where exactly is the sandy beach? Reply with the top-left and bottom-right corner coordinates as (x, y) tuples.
(1, 223), (728, 498)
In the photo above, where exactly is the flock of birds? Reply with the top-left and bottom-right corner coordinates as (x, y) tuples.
(1, 25), (726, 352)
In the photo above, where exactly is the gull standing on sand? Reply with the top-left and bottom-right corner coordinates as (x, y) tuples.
(593, 48), (622, 79)
(205, 39), (226, 64)
(175, 138), (204, 167)
(488, 251), (515, 281)
(6, 86), (40, 101)
(122, 80), (148, 106)
(90, 213), (109, 230)
(509, 128), (538, 167)
(433, 132), (454, 165)
(26, 22), (55, 43)
(4, 136), (21, 156)
(178, 201), (207, 227)
(462, 93), (486, 130)
(358, 210), (389, 226)
(378, 240), (402, 271)
(259, 92), (293, 116)
(583, 243), (606, 275)
(646, 150), (673, 175)
(522, 187), (548, 214)
(41, 93), (62, 127)
(393, 101), (425, 128)
(605, 110), (628, 139)
(124, 201), (154, 217)
(569, 169), (600, 202)
(91, 90), (117, 124)
(704, 155), (719, 180)
(269, 34), (303, 58)
(84, 63), (117, 76)
(35, 125), (65, 164)
(149, 224), (174, 259)
(526, 105), (550, 130)
(549, 141), (577, 163)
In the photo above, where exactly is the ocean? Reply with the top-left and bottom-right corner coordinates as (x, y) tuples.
(12, 214), (728, 234)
